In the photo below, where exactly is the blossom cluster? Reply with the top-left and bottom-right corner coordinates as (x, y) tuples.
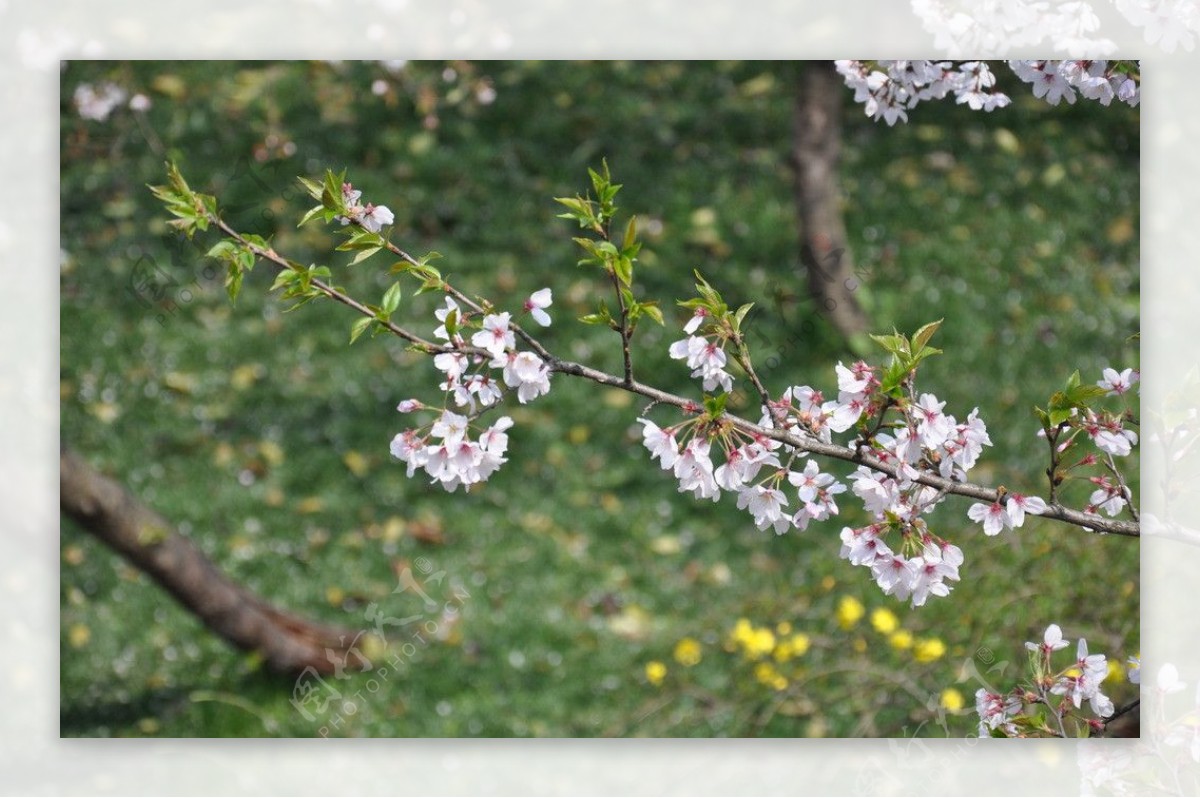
(977, 623), (1116, 737)
(639, 419), (849, 539)
(1081, 407), (1139, 458)
(835, 60), (1139, 125)
(966, 493), (1047, 536)
(389, 290), (554, 491)
(337, 182), (395, 233)
(649, 332), (1009, 607)
(648, 321), (878, 536)
(834, 60), (1011, 125)
(1033, 365), (1139, 517)
(836, 388), (993, 606)
(1008, 60), (1140, 107)
(669, 312), (735, 392)
(389, 409), (513, 492)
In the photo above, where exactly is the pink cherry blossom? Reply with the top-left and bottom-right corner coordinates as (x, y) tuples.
(968, 500), (1008, 536)
(472, 312), (516, 358)
(524, 288), (553, 327)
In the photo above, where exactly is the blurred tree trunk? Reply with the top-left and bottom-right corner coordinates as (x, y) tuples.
(60, 447), (365, 676)
(792, 61), (870, 340)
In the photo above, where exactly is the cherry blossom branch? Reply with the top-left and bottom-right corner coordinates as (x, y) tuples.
(196, 199), (1138, 540)
(548, 357), (1139, 537)
(211, 218), (444, 353)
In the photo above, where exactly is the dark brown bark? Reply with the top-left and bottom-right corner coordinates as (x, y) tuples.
(792, 62), (870, 340)
(60, 447), (366, 676)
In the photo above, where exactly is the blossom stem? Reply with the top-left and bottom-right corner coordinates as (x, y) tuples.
(1102, 452), (1140, 522)
(730, 330), (773, 421)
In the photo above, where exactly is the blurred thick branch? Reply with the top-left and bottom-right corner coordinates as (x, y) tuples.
(792, 61), (870, 341)
(60, 447), (366, 675)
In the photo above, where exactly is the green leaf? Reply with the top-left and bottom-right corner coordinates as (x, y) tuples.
(880, 359), (908, 397)
(298, 204), (328, 228)
(350, 246), (382, 266)
(691, 270), (727, 315)
(732, 303), (755, 332)
(349, 316), (373, 344)
(614, 255), (633, 287)
(1065, 384), (1108, 406)
(554, 196), (596, 228)
(321, 168), (347, 212)
(336, 228), (384, 251)
(572, 237), (602, 261)
(588, 160), (613, 194)
(206, 240), (238, 259)
(579, 299), (613, 326)
(907, 345), (942, 370)
(620, 286), (636, 311)
(225, 264), (243, 303)
(869, 332), (909, 357)
(297, 175), (323, 201)
(703, 393), (728, 418)
(238, 248), (256, 274)
(911, 319), (943, 353)
(165, 161), (193, 198)
(414, 277), (443, 295)
(270, 269), (301, 292)
(555, 196), (588, 214)
(641, 303), (664, 326)
(381, 282), (402, 316)
(622, 215), (638, 254)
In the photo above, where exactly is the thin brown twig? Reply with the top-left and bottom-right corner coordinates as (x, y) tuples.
(609, 267), (635, 385)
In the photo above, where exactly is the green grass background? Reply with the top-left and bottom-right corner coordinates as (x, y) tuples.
(60, 61), (1139, 737)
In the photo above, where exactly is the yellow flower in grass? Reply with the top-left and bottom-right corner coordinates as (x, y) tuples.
(728, 619), (774, 659)
(773, 632), (811, 663)
(772, 628), (811, 657)
(674, 637), (702, 667)
(1107, 658), (1125, 683)
(837, 596), (865, 630)
(645, 661), (667, 686)
(914, 637), (947, 663)
(940, 688), (965, 712)
(727, 618), (753, 651)
(747, 628), (775, 659)
(754, 662), (789, 691)
(889, 630), (914, 650)
(871, 607), (899, 634)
